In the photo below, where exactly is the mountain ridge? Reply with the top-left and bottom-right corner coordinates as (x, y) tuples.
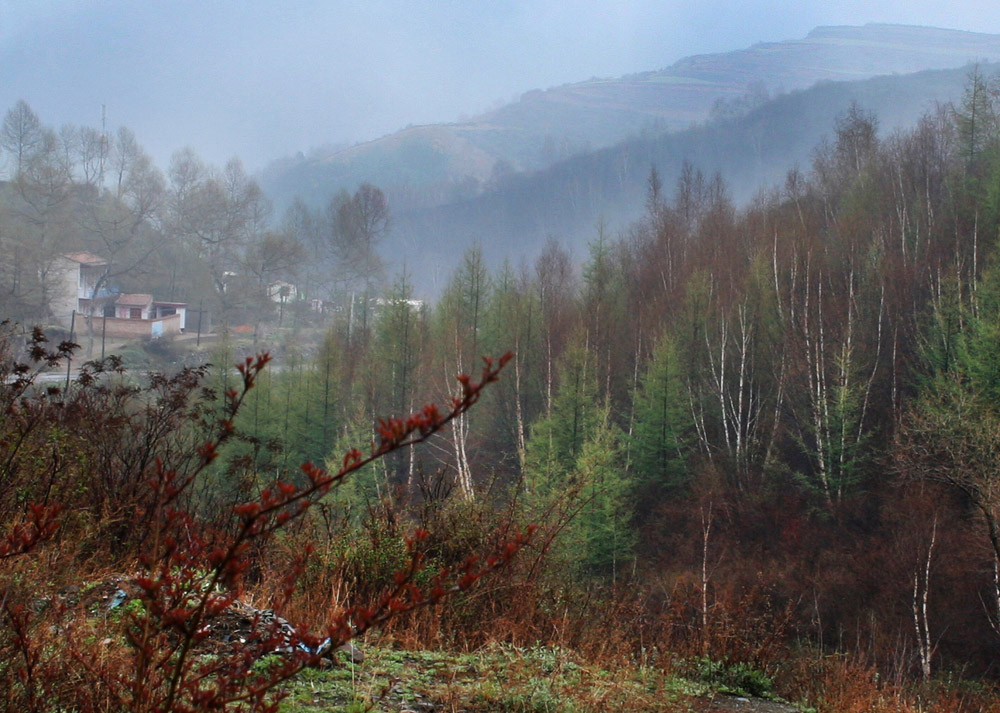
(262, 24), (1000, 212)
(387, 62), (997, 295)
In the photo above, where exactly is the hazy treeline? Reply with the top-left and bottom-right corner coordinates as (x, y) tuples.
(381, 63), (990, 296)
(0, 100), (388, 332)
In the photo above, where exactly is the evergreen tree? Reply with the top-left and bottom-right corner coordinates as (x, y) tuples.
(581, 225), (630, 404)
(573, 409), (635, 580)
(524, 338), (600, 495)
(631, 332), (690, 491)
(433, 245), (491, 497)
(480, 260), (543, 478)
(956, 66), (999, 169)
(372, 270), (426, 487)
(324, 398), (387, 524)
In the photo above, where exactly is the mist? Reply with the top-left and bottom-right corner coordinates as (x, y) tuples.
(4, 0), (1000, 172)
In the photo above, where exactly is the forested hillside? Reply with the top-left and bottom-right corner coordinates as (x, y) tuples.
(262, 24), (1000, 214)
(5, 66), (1000, 713)
(390, 63), (999, 294)
(213, 66), (1000, 701)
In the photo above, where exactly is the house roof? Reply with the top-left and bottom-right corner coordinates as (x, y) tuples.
(152, 301), (188, 308)
(116, 293), (154, 307)
(62, 252), (107, 266)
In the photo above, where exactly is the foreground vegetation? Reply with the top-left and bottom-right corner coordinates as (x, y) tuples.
(6, 70), (1000, 711)
(280, 644), (770, 712)
(276, 641), (1000, 713)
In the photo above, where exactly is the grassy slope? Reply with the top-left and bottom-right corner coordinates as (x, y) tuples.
(280, 644), (798, 713)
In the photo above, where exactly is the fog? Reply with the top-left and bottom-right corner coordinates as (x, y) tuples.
(3, 0), (999, 173)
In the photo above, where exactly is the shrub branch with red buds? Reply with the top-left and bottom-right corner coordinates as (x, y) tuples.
(62, 350), (531, 713)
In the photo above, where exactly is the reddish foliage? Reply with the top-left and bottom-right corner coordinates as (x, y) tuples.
(0, 345), (529, 712)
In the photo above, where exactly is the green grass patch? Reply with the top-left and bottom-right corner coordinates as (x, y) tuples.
(278, 643), (717, 713)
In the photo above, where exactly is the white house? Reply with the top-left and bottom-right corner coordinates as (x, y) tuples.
(51, 253), (187, 339)
(267, 280), (298, 303)
(50, 252), (110, 323)
(106, 294), (187, 337)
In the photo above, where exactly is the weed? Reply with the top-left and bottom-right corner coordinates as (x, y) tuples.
(0, 337), (527, 712)
(691, 657), (774, 698)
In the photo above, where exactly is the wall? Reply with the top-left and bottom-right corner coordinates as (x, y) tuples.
(97, 313), (182, 339)
(48, 258), (79, 327)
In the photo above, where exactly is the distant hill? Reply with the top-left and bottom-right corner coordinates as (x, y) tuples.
(261, 24), (1000, 212)
(387, 62), (998, 296)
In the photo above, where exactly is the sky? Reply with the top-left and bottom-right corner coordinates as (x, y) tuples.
(2, 0), (1000, 173)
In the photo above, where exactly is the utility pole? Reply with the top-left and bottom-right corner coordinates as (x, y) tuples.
(99, 104), (108, 182)
(65, 310), (76, 392)
(196, 299), (203, 347)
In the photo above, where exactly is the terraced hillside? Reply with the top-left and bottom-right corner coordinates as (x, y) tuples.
(263, 24), (1000, 211)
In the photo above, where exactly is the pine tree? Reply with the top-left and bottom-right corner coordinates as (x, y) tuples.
(631, 332), (690, 491)
(573, 408), (634, 580)
(524, 338), (600, 495)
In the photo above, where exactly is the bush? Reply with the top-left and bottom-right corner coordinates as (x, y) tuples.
(0, 326), (528, 712)
(691, 657), (774, 698)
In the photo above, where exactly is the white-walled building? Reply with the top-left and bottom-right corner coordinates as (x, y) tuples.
(51, 253), (187, 338)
